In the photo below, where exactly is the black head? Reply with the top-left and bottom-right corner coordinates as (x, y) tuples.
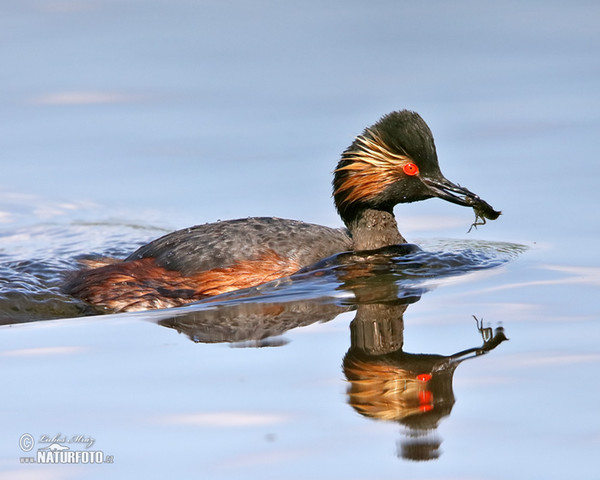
(333, 110), (500, 226)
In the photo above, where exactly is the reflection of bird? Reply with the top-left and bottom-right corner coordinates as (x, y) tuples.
(158, 300), (350, 345)
(344, 307), (508, 462)
(65, 110), (500, 312)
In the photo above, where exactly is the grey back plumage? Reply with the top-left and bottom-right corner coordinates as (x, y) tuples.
(126, 217), (353, 275)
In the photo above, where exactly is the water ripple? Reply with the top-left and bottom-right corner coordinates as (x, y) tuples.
(0, 222), (526, 324)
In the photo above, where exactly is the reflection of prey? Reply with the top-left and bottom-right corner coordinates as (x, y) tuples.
(155, 246), (508, 460)
(345, 307), (506, 461)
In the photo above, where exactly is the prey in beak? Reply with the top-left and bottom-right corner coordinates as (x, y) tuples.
(421, 174), (501, 232)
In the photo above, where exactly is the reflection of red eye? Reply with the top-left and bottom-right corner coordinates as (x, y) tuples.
(419, 390), (433, 405)
(403, 163), (419, 176)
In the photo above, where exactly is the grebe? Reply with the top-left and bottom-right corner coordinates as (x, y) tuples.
(65, 110), (500, 312)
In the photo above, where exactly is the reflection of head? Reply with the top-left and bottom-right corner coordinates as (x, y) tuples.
(344, 311), (508, 462)
(343, 350), (458, 428)
(343, 351), (453, 462)
(343, 356), (435, 422)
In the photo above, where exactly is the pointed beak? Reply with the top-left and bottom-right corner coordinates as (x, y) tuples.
(421, 175), (501, 221)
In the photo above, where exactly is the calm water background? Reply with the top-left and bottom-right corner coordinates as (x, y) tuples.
(1, 1), (599, 479)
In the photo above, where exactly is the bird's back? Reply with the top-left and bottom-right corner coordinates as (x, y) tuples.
(126, 217), (353, 274)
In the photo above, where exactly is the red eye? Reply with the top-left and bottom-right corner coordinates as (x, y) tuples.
(403, 163), (419, 176)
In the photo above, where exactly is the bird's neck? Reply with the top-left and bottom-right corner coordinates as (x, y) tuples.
(346, 208), (406, 251)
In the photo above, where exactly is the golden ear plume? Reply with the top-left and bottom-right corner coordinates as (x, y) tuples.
(334, 131), (414, 208)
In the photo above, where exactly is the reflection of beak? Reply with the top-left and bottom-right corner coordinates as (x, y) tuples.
(421, 175), (501, 220)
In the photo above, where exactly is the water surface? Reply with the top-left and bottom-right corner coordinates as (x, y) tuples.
(1, 1), (599, 479)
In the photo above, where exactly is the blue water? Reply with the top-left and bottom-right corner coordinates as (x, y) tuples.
(1, 1), (599, 479)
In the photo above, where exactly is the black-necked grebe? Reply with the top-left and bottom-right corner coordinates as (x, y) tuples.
(65, 110), (500, 312)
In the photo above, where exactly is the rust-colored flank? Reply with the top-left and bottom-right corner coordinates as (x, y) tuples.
(67, 250), (300, 313)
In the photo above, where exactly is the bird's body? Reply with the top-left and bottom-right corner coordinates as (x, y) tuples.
(67, 217), (353, 311)
(65, 110), (500, 312)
